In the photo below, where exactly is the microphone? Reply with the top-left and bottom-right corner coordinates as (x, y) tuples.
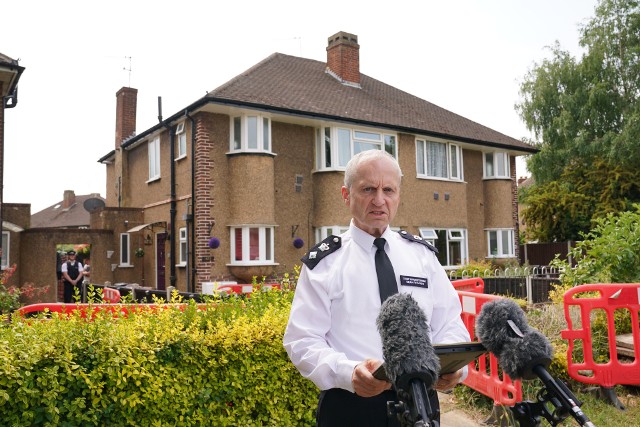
(376, 292), (440, 427)
(476, 299), (595, 427)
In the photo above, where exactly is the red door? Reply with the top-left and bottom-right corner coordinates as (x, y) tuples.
(156, 233), (167, 290)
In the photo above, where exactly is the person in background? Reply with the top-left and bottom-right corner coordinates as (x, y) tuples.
(61, 250), (84, 303)
(283, 149), (470, 426)
(82, 258), (91, 285)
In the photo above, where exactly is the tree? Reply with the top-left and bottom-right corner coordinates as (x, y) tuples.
(517, 0), (640, 241)
(521, 159), (640, 241)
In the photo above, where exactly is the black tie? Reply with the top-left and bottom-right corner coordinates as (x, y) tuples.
(374, 238), (398, 303)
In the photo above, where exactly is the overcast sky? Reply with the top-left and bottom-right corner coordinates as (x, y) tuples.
(3, 0), (598, 213)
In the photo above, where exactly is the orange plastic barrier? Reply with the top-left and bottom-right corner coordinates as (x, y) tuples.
(562, 283), (640, 387)
(451, 277), (485, 293)
(453, 286), (523, 407)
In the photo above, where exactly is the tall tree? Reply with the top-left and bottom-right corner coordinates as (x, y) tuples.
(517, 0), (640, 241)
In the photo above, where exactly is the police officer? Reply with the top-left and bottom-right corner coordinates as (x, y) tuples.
(61, 250), (84, 303)
(283, 149), (470, 426)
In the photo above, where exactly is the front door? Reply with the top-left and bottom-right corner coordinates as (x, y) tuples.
(156, 233), (167, 290)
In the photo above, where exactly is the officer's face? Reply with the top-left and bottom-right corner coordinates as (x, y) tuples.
(342, 158), (400, 237)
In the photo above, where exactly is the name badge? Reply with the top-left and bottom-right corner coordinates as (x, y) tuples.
(400, 275), (429, 289)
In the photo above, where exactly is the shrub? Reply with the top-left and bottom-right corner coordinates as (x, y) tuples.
(0, 289), (318, 426)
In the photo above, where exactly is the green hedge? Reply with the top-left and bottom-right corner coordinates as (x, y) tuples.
(0, 291), (318, 426)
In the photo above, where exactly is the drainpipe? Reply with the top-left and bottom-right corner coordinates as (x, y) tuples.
(186, 110), (196, 293)
(159, 96), (177, 289)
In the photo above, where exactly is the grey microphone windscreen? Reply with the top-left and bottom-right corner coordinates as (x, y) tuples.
(376, 293), (440, 389)
(476, 298), (553, 380)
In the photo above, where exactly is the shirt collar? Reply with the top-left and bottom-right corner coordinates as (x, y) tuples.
(348, 219), (395, 252)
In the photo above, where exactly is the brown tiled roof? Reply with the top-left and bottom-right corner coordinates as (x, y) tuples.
(206, 53), (535, 152)
(31, 193), (105, 229)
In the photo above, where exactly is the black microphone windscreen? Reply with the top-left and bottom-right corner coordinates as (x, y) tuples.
(376, 293), (440, 389)
(476, 298), (553, 380)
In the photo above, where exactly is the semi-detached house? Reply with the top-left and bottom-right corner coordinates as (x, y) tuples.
(98, 31), (537, 294)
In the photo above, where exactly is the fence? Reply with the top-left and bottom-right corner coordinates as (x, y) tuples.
(449, 268), (562, 304)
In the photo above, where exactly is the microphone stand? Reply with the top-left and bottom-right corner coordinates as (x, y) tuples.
(510, 365), (595, 427)
(387, 378), (440, 427)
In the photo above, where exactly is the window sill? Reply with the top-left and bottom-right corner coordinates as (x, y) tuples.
(146, 176), (161, 184)
(174, 154), (187, 162)
(176, 263), (187, 268)
(119, 264), (134, 268)
(226, 262), (279, 267)
(416, 175), (464, 182)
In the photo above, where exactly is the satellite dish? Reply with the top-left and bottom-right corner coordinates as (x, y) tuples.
(83, 198), (105, 213)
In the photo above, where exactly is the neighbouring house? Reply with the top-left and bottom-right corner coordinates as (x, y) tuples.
(98, 31), (538, 294)
(0, 52), (25, 274)
(31, 190), (105, 229)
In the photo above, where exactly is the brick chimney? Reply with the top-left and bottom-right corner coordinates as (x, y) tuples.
(63, 190), (76, 209)
(326, 31), (360, 86)
(115, 87), (137, 148)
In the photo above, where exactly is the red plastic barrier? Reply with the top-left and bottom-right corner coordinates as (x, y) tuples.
(102, 287), (121, 303)
(562, 283), (640, 387)
(452, 284), (523, 407)
(215, 283), (281, 295)
(451, 277), (485, 293)
(16, 303), (211, 319)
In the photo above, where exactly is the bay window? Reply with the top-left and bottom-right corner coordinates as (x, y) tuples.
(230, 226), (275, 265)
(484, 151), (510, 178)
(487, 229), (515, 257)
(230, 115), (271, 153)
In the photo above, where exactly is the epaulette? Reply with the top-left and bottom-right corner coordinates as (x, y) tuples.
(301, 235), (342, 270)
(397, 230), (439, 254)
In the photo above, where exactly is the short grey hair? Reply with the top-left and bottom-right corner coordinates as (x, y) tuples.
(343, 150), (402, 190)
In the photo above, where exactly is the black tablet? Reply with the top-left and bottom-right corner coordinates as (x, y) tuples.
(373, 342), (486, 381)
(434, 342), (487, 374)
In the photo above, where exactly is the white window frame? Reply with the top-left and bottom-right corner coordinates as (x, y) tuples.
(419, 227), (468, 268)
(315, 225), (350, 243)
(1, 231), (9, 269)
(175, 122), (187, 160)
(315, 126), (397, 170)
(483, 151), (510, 179)
(229, 115), (271, 153)
(415, 139), (463, 181)
(148, 137), (161, 181)
(486, 229), (515, 258)
(120, 233), (131, 266)
(229, 226), (275, 266)
(178, 227), (187, 266)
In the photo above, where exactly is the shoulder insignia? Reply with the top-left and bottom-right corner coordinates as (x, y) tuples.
(301, 235), (342, 270)
(397, 230), (439, 254)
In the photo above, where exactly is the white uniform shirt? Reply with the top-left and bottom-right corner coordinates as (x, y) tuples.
(283, 222), (470, 392)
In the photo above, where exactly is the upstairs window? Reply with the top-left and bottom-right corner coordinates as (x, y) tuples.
(176, 122), (187, 159)
(148, 137), (161, 181)
(484, 151), (510, 179)
(230, 226), (275, 265)
(315, 126), (397, 170)
(230, 115), (271, 153)
(416, 139), (463, 181)
(419, 228), (467, 268)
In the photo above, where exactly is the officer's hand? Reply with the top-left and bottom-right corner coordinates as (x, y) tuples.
(435, 369), (463, 392)
(352, 358), (392, 397)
